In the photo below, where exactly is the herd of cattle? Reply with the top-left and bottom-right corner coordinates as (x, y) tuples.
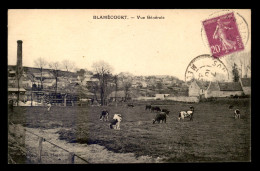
(99, 104), (197, 130)
(8, 101), (241, 130)
(99, 104), (242, 130)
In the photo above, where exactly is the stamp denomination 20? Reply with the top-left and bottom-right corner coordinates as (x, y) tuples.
(202, 12), (244, 58)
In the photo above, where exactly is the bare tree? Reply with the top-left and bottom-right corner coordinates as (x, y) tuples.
(114, 75), (118, 104)
(62, 59), (75, 72)
(34, 57), (47, 89)
(123, 81), (132, 102)
(118, 72), (133, 101)
(61, 59), (76, 106)
(92, 61), (113, 106)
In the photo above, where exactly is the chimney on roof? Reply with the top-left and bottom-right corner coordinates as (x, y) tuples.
(16, 40), (23, 75)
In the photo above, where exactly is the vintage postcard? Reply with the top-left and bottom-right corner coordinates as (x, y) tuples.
(8, 9), (251, 164)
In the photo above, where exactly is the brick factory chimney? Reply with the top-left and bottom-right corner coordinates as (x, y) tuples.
(15, 40), (23, 106)
(16, 40), (23, 75)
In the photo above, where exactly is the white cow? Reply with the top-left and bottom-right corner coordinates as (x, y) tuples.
(47, 103), (51, 111)
(178, 110), (194, 121)
(110, 114), (122, 130)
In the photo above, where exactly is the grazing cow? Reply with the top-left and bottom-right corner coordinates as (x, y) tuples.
(47, 103), (51, 111)
(100, 110), (109, 121)
(229, 105), (234, 110)
(234, 109), (240, 119)
(8, 100), (14, 112)
(127, 104), (134, 108)
(161, 109), (170, 115)
(152, 112), (168, 124)
(110, 114), (122, 130)
(145, 105), (152, 111)
(178, 107), (194, 121)
(178, 111), (193, 121)
(151, 106), (161, 112)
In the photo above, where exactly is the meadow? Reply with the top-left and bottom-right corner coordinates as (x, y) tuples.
(8, 98), (251, 162)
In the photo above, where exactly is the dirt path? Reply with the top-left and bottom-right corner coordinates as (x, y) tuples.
(9, 124), (164, 164)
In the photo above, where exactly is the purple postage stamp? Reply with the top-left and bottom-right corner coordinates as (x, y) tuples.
(203, 12), (244, 58)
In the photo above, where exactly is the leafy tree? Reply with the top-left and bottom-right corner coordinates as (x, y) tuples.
(49, 62), (60, 97)
(232, 63), (240, 82)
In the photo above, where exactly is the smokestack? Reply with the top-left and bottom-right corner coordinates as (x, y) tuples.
(17, 40), (23, 75)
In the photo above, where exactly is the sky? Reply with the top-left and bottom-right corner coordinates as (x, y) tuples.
(8, 9), (251, 81)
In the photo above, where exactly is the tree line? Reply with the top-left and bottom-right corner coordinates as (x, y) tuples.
(30, 58), (132, 106)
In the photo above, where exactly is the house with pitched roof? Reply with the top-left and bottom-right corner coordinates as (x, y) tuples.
(205, 82), (244, 98)
(8, 87), (27, 101)
(239, 78), (251, 95)
(188, 80), (210, 97)
(108, 90), (126, 101)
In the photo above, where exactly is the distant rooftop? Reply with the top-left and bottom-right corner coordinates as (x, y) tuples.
(240, 78), (251, 87)
(195, 80), (210, 90)
(8, 87), (26, 92)
(218, 82), (243, 91)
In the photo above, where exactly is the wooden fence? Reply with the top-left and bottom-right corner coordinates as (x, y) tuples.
(8, 122), (89, 164)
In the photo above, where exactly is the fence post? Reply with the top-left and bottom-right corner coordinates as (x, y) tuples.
(13, 124), (17, 138)
(38, 137), (43, 163)
(67, 152), (75, 164)
(21, 127), (25, 144)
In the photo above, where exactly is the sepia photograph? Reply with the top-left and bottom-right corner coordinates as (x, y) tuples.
(7, 9), (251, 164)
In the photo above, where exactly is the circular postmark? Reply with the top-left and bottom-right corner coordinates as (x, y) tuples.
(201, 10), (249, 50)
(185, 54), (229, 82)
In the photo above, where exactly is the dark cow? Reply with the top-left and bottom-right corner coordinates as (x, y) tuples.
(229, 105), (234, 110)
(127, 104), (134, 107)
(100, 110), (109, 121)
(152, 112), (168, 124)
(151, 106), (161, 112)
(161, 109), (170, 115)
(145, 105), (152, 110)
(110, 119), (118, 129)
(8, 100), (14, 112)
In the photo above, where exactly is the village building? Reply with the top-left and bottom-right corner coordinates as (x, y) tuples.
(79, 75), (99, 86)
(205, 82), (243, 98)
(239, 78), (251, 95)
(22, 77), (32, 89)
(42, 79), (56, 89)
(70, 77), (81, 84)
(80, 75), (92, 86)
(188, 80), (209, 97)
(8, 87), (27, 102)
(162, 80), (173, 86)
(108, 90), (125, 101)
(155, 94), (170, 100)
(33, 71), (54, 81)
(140, 81), (148, 88)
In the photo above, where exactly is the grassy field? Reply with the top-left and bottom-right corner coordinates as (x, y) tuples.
(8, 98), (251, 162)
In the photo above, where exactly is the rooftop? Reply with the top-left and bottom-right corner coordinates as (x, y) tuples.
(8, 87), (26, 92)
(240, 78), (251, 87)
(218, 82), (243, 91)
